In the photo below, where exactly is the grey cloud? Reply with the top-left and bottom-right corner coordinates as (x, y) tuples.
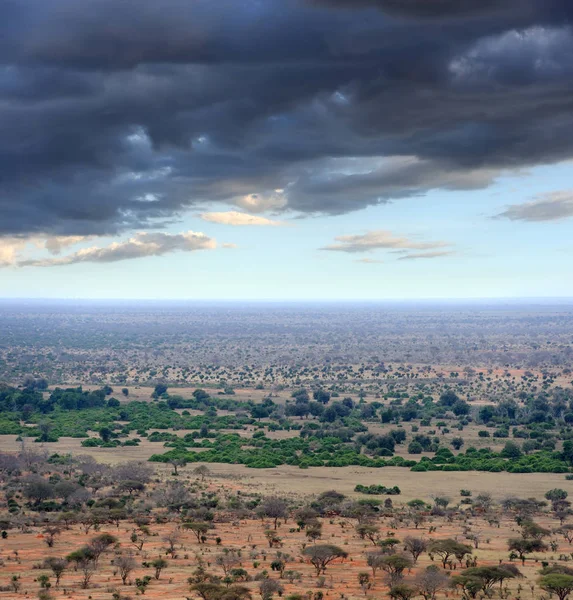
(43, 236), (91, 255)
(450, 26), (573, 86)
(398, 250), (456, 260)
(2, 0), (573, 237)
(310, 0), (518, 19)
(495, 191), (573, 222)
(16, 231), (216, 267)
(198, 211), (286, 226)
(354, 258), (384, 264)
(287, 157), (498, 214)
(321, 230), (450, 253)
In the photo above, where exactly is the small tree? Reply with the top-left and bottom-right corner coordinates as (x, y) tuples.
(389, 583), (417, 600)
(192, 583), (252, 600)
(429, 539), (472, 568)
(265, 529), (282, 548)
(558, 525), (573, 544)
(546, 489), (569, 502)
(303, 544), (348, 576)
(432, 496), (451, 509)
(43, 526), (61, 548)
(453, 565), (521, 598)
(380, 554), (414, 586)
(184, 521), (211, 544)
(43, 557), (67, 587)
(153, 383), (168, 398)
(508, 538), (548, 565)
(216, 549), (240, 576)
(356, 523), (380, 545)
(79, 557), (97, 588)
(539, 573), (573, 600)
(169, 458), (186, 476)
(193, 465), (211, 481)
(163, 529), (181, 556)
(415, 565), (449, 600)
(89, 532), (118, 564)
(259, 578), (284, 600)
(367, 551), (386, 578)
(521, 520), (551, 540)
(306, 523), (323, 543)
(116, 553), (137, 585)
(404, 536), (428, 562)
(259, 497), (288, 530)
(99, 426), (113, 443)
(23, 476), (54, 506)
(152, 557), (168, 580)
(358, 572), (371, 595)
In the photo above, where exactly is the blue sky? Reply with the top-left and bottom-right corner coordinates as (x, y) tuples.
(2, 160), (572, 300)
(1, 0), (573, 300)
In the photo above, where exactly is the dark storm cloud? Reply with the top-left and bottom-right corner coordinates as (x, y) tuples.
(2, 0), (573, 236)
(310, 0), (517, 18)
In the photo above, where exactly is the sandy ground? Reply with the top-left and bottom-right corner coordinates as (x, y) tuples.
(0, 477), (569, 600)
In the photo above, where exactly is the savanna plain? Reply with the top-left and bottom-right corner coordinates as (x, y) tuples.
(1, 301), (573, 600)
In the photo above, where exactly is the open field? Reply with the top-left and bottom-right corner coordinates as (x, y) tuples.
(1, 302), (573, 600)
(1, 434), (570, 502)
(1, 458), (572, 600)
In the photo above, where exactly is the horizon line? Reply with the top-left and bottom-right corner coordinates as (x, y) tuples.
(1, 296), (573, 303)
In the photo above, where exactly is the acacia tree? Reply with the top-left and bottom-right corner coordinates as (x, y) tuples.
(539, 574), (573, 600)
(152, 557), (168, 580)
(169, 458), (186, 476)
(303, 544), (348, 576)
(259, 497), (288, 530)
(356, 523), (380, 545)
(192, 583), (252, 600)
(215, 549), (241, 576)
(452, 566), (521, 598)
(380, 554), (414, 586)
(259, 578), (284, 600)
(508, 538), (548, 565)
(193, 465), (211, 481)
(43, 557), (67, 587)
(115, 553), (137, 585)
(389, 583), (417, 600)
(306, 523), (323, 543)
(521, 520), (551, 540)
(367, 551), (386, 579)
(184, 521), (211, 543)
(155, 480), (194, 512)
(295, 507), (318, 529)
(558, 525), (573, 544)
(403, 537), (428, 562)
(163, 529), (181, 556)
(415, 565), (449, 600)
(89, 532), (117, 565)
(23, 476), (54, 506)
(43, 526), (61, 548)
(429, 539), (472, 568)
(67, 549), (97, 589)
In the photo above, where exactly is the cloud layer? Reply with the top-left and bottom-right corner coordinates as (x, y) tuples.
(496, 191), (573, 222)
(321, 230), (450, 254)
(17, 231), (216, 267)
(2, 0), (573, 238)
(398, 250), (456, 260)
(198, 211), (285, 226)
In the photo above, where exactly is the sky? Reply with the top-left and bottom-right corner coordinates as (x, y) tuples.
(1, 0), (573, 300)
